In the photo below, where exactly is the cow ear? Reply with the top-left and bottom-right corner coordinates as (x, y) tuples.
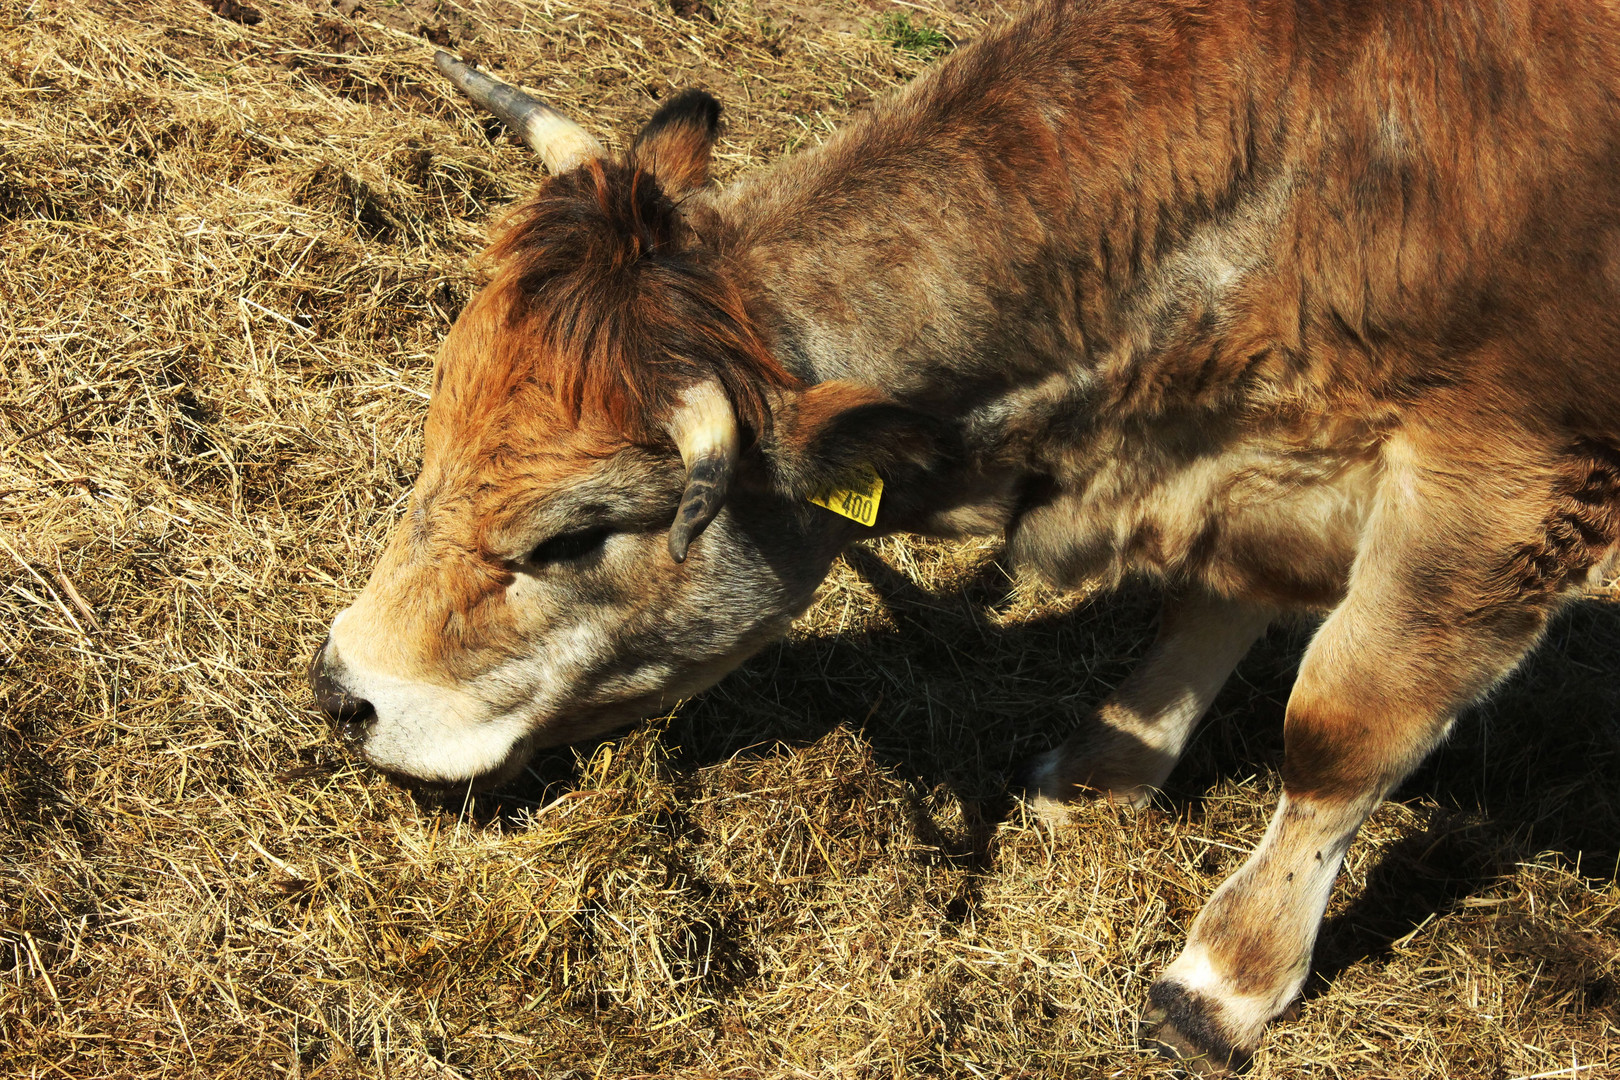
(765, 381), (950, 502)
(629, 89), (721, 199)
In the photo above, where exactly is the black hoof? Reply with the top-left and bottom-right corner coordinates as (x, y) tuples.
(1139, 981), (1251, 1077)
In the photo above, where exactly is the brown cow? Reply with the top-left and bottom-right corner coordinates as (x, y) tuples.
(308, 0), (1620, 1071)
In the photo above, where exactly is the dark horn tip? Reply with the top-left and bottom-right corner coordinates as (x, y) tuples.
(668, 527), (692, 563)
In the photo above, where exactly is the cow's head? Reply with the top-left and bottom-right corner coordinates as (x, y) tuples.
(308, 61), (938, 786)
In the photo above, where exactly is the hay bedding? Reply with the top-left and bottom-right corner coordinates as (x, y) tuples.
(0, 0), (1617, 1075)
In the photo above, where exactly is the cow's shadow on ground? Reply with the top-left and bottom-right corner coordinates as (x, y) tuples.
(451, 543), (1620, 998)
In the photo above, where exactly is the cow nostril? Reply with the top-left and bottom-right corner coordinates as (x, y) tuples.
(308, 639), (375, 739)
(317, 686), (376, 744)
(319, 690), (374, 725)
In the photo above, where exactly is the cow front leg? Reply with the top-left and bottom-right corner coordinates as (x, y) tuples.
(1141, 584), (1551, 1073)
(1141, 784), (1381, 1074)
(1025, 591), (1272, 808)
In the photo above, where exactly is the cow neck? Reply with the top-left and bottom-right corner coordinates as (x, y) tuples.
(708, 0), (1302, 428)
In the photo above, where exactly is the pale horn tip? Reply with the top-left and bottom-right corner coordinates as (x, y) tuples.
(431, 51), (603, 173)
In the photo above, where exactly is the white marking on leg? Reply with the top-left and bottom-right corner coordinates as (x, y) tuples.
(1158, 791), (1375, 1049)
(1035, 594), (1272, 809)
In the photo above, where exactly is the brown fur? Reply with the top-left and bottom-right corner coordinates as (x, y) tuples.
(628, 88), (723, 200)
(472, 158), (796, 450)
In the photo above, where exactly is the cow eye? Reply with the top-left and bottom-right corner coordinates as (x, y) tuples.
(526, 527), (609, 566)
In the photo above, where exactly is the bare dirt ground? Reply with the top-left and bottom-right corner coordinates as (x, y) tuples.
(1, 0), (1618, 1077)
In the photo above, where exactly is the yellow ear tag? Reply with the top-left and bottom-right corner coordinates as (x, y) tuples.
(807, 462), (884, 527)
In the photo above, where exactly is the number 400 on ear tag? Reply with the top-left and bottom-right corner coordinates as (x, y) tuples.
(808, 462), (884, 527)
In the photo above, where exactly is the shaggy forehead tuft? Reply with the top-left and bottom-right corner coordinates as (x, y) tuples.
(455, 158), (798, 446)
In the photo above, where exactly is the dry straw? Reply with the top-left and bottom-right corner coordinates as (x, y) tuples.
(1, 0), (1617, 1077)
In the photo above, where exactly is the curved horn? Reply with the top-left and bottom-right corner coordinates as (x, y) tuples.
(434, 51), (604, 174)
(666, 381), (740, 563)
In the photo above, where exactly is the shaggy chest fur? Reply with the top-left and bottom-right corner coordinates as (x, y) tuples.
(1007, 414), (1382, 608)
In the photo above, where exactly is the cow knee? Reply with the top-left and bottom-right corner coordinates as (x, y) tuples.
(1279, 683), (1451, 804)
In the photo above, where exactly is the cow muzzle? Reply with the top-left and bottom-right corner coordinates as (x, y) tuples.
(307, 637), (376, 746)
